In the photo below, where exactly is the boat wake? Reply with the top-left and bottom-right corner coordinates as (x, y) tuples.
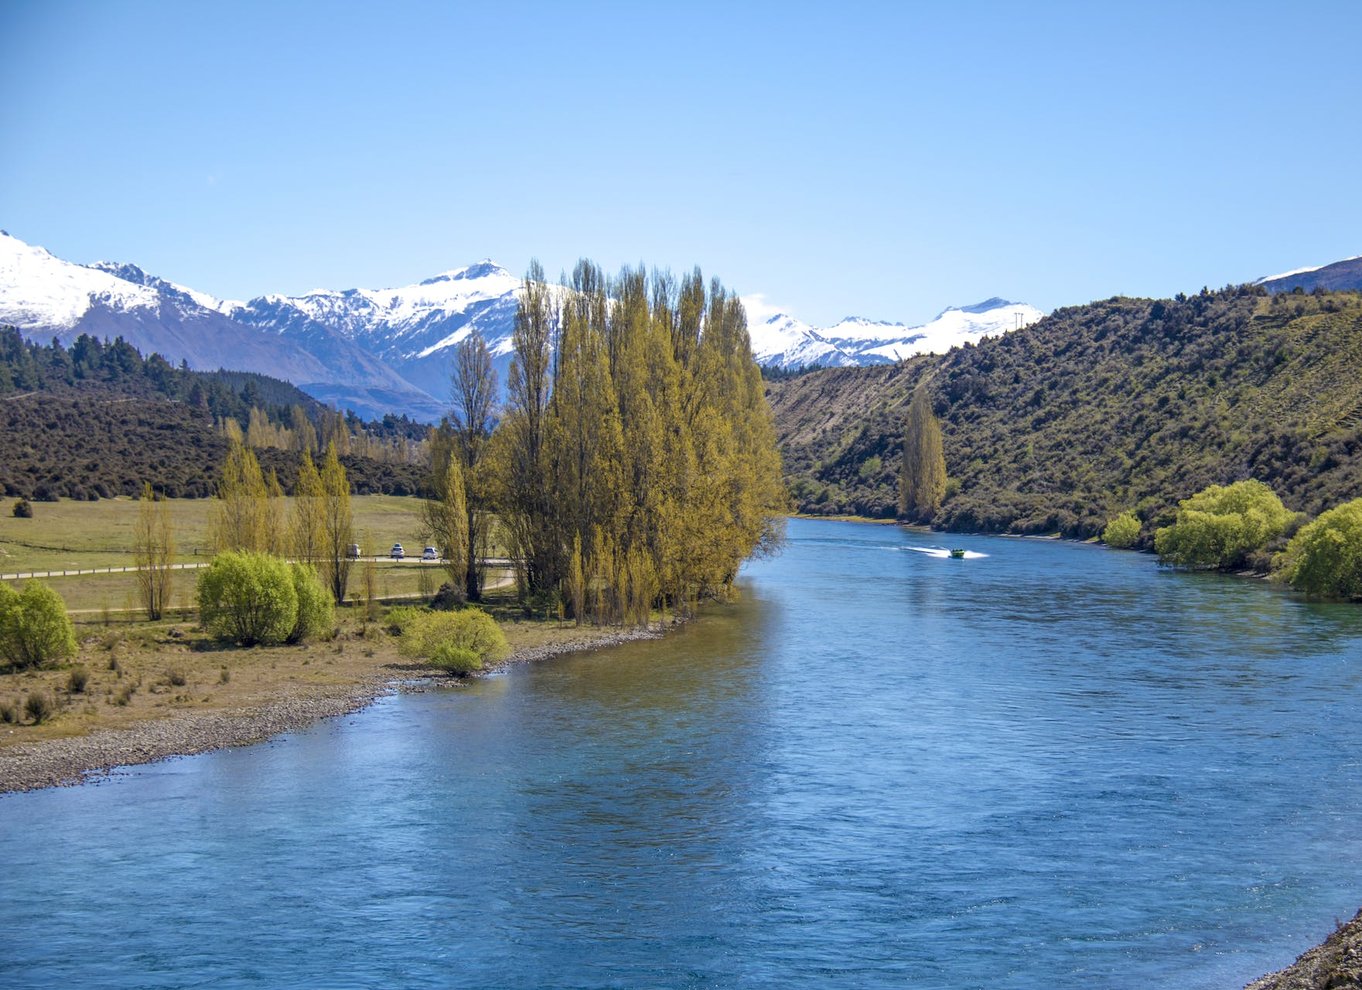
(903, 546), (989, 560)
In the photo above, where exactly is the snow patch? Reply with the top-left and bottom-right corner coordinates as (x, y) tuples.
(1257, 255), (1362, 284)
(0, 231), (160, 327)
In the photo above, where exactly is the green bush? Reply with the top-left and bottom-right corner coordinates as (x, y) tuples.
(397, 607), (510, 674)
(12, 498), (32, 518)
(1154, 479), (1294, 570)
(67, 666), (89, 693)
(1102, 511), (1141, 549)
(382, 605), (430, 636)
(0, 581), (78, 669)
(288, 564), (334, 644)
(428, 644), (482, 675)
(197, 551), (297, 646)
(1276, 498), (1362, 598)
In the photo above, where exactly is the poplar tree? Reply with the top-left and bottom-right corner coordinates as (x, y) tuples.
(422, 453), (468, 599)
(290, 405), (318, 454)
(212, 438), (267, 552)
(264, 469), (286, 555)
(133, 482), (175, 620)
(290, 450), (326, 565)
(549, 260), (625, 617)
(900, 384), (948, 521)
(501, 259), (557, 593)
(319, 442), (354, 603)
(493, 258), (788, 624)
(450, 330), (497, 600)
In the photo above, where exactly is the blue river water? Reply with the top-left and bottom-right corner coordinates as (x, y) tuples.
(4, 517), (1362, 989)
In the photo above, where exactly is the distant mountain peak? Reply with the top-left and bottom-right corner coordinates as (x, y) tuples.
(420, 260), (511, 286)
(90, 260), (152, 285)
(940, 297), (1017, 317)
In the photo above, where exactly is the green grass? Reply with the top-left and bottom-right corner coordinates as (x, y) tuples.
(0, 495), (517, 614)
(0, 494), (430, 574)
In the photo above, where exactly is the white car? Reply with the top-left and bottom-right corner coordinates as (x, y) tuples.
(422, 546), (439, 561)
(390, 543), (404, 559)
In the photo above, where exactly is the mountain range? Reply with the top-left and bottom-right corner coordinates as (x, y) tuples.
(0, 231), (1046, 422)
(748, 298), (1044, 369)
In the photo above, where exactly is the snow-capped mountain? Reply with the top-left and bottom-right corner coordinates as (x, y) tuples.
(0, 231), (445, 421)
(222, 261), (524, 403)
(1256, 255), (1362, 294)
(0, 230), (1045, 421)
(747, 296), (1044, 370)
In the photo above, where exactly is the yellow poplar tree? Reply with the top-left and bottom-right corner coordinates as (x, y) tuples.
(212, 439), (267, 552)
(290, 449), (326, 565)
(900, 384), (947, 521)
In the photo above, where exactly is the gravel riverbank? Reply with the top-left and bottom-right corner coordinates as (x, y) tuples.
(0, 624), (668, 796)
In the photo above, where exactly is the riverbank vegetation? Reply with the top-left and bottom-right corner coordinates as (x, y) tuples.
(1152, 479), (1296, 571)
(1276, 499), (1362, 599)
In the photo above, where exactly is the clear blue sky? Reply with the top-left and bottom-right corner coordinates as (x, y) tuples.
(2, 0), (1359, 327)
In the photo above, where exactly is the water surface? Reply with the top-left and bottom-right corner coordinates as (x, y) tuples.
(3, 518), (1362, 989)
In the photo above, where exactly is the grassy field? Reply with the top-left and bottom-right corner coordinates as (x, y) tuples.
(0, 494), (431, 572)
(0, 494), (510, 613)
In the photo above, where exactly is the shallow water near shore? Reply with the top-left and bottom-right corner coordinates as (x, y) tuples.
(4, 517), (1362, 988)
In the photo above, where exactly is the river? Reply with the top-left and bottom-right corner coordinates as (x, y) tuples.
(3, 517), (1362, 989)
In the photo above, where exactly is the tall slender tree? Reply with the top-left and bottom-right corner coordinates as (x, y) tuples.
(319, 442), (354, 603)
(212, 439), (267, 552)
(133, 483), (175, 620)
(501, 259), (558, 593)
(900, 384), (947, 521)
(263, 468), (286, 555)
(450, 330), (497, 600)
(290, 449), (326, 565)
(421, 453), (468, 599)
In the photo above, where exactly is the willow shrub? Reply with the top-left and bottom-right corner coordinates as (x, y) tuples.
(1276, 498), (1362, 599)
(1102, 511), (1141, 549)
(1154, 479), (1294, 570)
(397, 608), (509, 675)
(0, 581), (78, 669)
(197, 551), (297, 646)
(288, 564), (334, 644)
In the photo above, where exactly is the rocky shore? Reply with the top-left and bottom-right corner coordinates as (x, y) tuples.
(0, 679), (390, 795)
(1245, 909), (1362, 990)
(0, 624), (667, 796)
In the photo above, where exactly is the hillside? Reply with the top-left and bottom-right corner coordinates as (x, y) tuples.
(768, 285), (1362, 536)
(0, 327), (428, 500)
